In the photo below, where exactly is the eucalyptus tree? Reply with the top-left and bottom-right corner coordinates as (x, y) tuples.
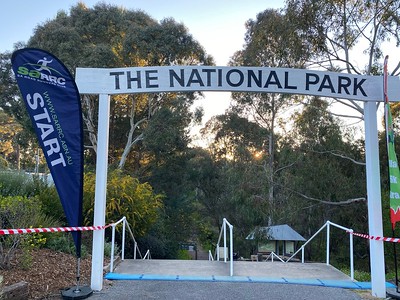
(279, 97), (367, 260)
(285, 0), (400, 118)
(228, 9), (312, 223)
(199, 113), (272, 253)
(0, 110), (22, 167)
(0, 50), (38, 169)
(137, 96), (206, 254)
(27, 3), (213, 170)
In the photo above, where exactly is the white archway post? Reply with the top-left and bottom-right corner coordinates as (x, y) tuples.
(364, 101), (386, 298)
(90, 94), (111, 291)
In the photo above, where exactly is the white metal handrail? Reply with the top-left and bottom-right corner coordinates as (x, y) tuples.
(143, 249), (151, 260)
(265, 252), (285, 263)
(286, 221), (354, 281)
(208, 250), (214, 261)
(214, 218), (234, 276)
(109, 216), (151, 272)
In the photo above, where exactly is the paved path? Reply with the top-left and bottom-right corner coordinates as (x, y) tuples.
(86, 259), (371, 299)
(113, 259), (352, 280)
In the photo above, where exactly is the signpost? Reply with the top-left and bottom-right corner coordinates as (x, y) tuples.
(75, 66), (400, 297)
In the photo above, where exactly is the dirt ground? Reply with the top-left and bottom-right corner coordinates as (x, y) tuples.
(1, 248), (102, 299)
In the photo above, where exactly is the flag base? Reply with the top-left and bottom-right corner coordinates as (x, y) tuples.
(61, 285), (93, 299)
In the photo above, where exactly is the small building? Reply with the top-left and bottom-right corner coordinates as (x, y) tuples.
(246, 224), (306, 256)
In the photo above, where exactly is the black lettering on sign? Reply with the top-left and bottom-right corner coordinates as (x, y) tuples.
(264, 71), (282, 88)
(318, 75), (335, 93)
(187, 69), (204, 87)
(127, 71), (141, 89)
(110, 71), (124, 90)
(306, 73), (319, 90)
(145, 70), (159, 88)
(226, 69), (244, 87)
(169, 69), (184, 87)
(202, 69), (216, 86)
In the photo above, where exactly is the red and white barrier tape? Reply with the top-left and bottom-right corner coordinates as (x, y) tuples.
(0, 224), (112, 235)
(348, 231), (400, 243)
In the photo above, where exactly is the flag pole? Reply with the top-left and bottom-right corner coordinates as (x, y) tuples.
(384, 55), (400, 295)
(392, 227), (399, 292)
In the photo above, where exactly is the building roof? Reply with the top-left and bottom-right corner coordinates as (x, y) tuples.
(246, 224), (306, 241)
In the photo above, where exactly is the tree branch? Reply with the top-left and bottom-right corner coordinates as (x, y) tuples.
(285, 185), (366, 205)
(310, 149), (366, 165)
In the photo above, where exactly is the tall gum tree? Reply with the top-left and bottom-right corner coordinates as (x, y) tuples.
(285, 0), (400, 117)
(27, 3), (213, 170)
(0, 50), (38, 169)
(228, 9), (312, 223)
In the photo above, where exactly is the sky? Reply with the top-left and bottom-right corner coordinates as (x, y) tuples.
(0, 0), (285, 143)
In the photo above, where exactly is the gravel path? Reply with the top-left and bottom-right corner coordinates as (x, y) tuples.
(89, 280), (364, 300)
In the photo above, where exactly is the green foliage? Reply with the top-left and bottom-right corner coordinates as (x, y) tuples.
(0, 156), (8, 170)
(0, 195), (57, 269)
(83, 170), (163, 237)
(46, 233), (88, 258)
(143, 100), (191, 158)
(339, 267), (371, 282)
(0, 171), (35, 197)
(36, 185), (65, 223)
(285, 0), (400, 74)
(24, 229), (47, 249)
(25, 3), (213, 169)
(19, 230), (47, 269)
(177, 249), (192, 260)
(104, 241), (119, 258)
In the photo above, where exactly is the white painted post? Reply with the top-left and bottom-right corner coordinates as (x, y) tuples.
(364, 101), (386, 297)
(122, 217), (126, 261)
(229, 224), (233, 276)
(90, 94), (111, 291)
(326, 222), (330, 265)
(349, 229), (354, 281)
(110, 224), (115, 272)
(223, 219), (227, 263)
(134, 242), (137, 260)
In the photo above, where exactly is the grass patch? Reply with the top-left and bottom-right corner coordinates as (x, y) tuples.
(340, 267), (371, 281)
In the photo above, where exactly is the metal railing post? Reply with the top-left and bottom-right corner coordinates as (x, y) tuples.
(326, 221), (330, 265)
(213, 218), (234, 276)
(110, 224), (116, 272)
(209, 250), (214, 261)
(349, 229), (354, 280)
(223, 219), (227, 262)
(122, 217), (126, 261)
(301, 246), (304, 263)
(134, 242), (137, 260)
(229, 223), (233, 276)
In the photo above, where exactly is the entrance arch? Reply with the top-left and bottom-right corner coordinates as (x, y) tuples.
(76, 65), (400, 297)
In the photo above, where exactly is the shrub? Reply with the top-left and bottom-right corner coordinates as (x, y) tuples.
(0, 195), (57, 269)
(83, 170), (164, 236)
(36, 185), (65, 223)
(177, 249), (192, 260)
(0, 171), (35, 197)
(104, 241), (120, 258)
(46, 233), (88, 258)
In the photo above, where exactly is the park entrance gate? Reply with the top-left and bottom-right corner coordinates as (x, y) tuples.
(75, 65), (400, 297)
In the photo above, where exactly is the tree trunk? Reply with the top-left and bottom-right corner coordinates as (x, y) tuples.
(16, 143), (20, 170)
(118, 95), (146, 170)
